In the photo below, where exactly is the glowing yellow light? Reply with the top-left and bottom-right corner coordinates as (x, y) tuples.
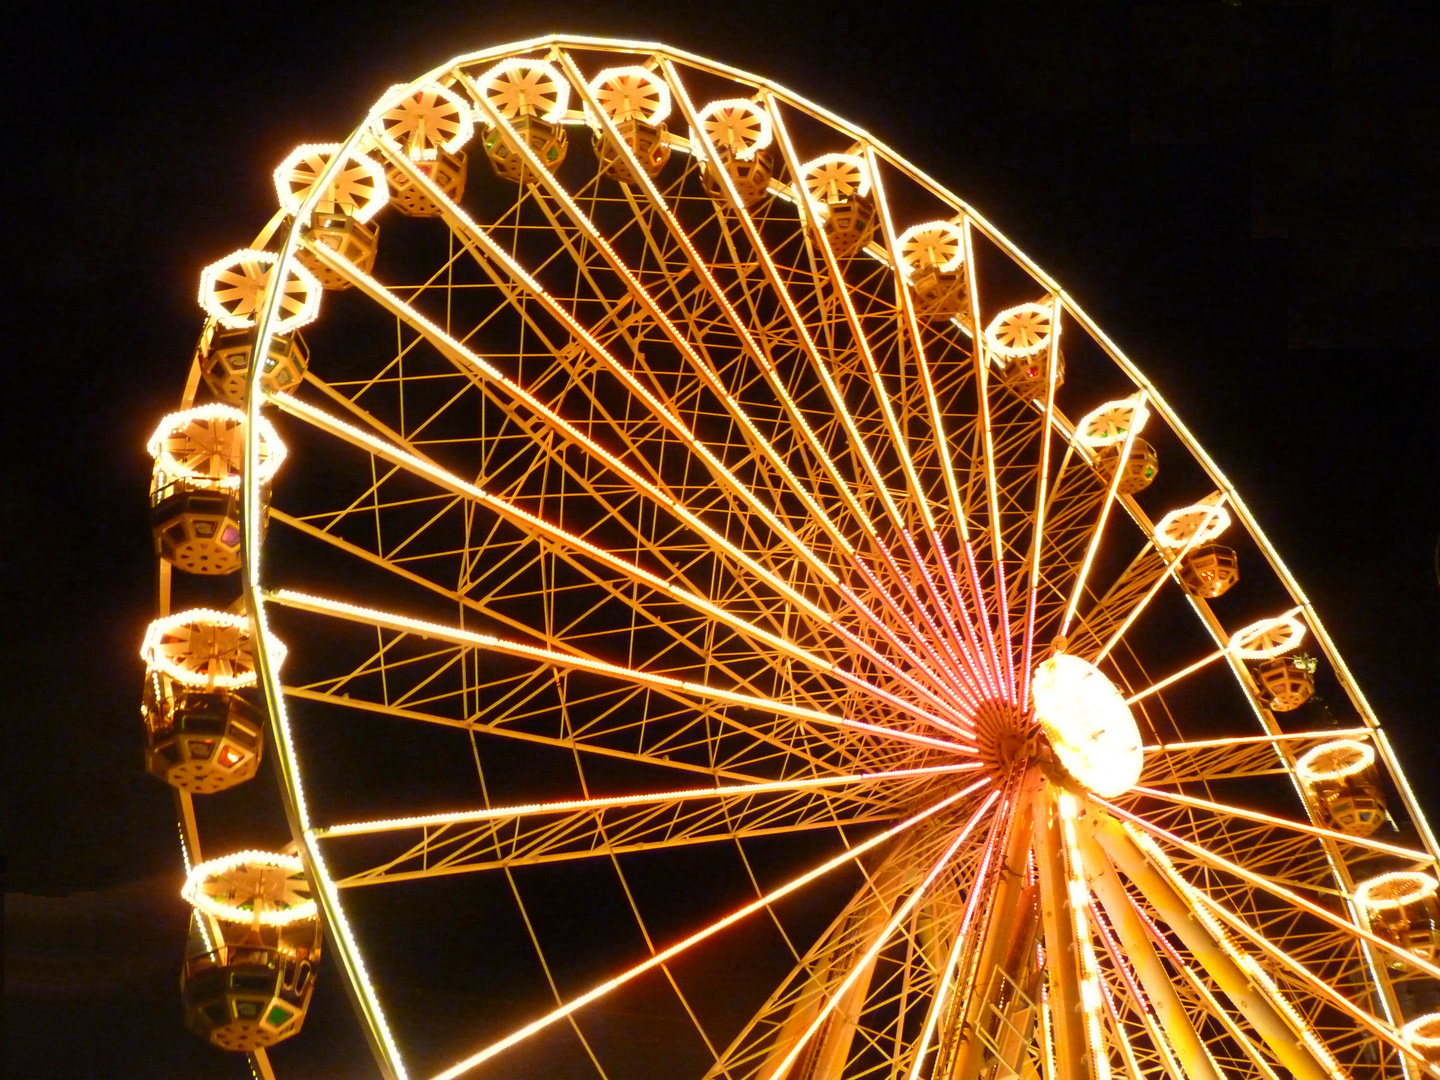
(691, 97), (772, 161)
(984, 301), (1054, 360)
(896, 219), (965, 276)
(182, 850), (317, 926)
(373, 82), (474, 155)
(140, 609), (286, 689)
(1354, 871), (1438, 913)
(1075, 395), (1151, 448)
(474, 57), (569, 122)
(795, 152), (871, 213)
(198, 248), (321, 333)
(1233, 952), (1347, 1080)
(273, 143), (389, 223)
(322, 762), (980, 838)
(1295, 739), (1375, 784)
(1401, 1013), (1440, 1048)
(1228, 613), (1307, 660)
(429, 781), (989, 1080)
(270, 586), (973, 752)
(1152, 502), (1232, 550)
(586, 65), (670, 125)
(147, 403), (285, 487)
(1032, 653), (1142, 797)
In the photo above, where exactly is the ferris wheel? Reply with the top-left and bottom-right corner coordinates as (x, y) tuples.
(140, 34), (1440, 1080)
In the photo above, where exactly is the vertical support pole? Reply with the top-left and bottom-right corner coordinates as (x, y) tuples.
(944, 769), (1039, 1080)
(1077, 819), (1221, 1080)
(756, 845), (909, 1080)
(1090, 814), (1330, 1080)
(1030, 780), (1091, 1078)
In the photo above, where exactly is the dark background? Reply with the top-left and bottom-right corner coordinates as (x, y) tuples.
(6, 1), (1437, 1076)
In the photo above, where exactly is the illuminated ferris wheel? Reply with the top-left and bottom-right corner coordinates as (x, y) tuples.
(141, 35), (1440, 1080)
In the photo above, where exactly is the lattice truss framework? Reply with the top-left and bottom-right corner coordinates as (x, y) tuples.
(160, 34), (1440, 1080)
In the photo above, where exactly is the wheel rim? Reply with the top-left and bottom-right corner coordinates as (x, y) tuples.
(139, 34), (1440, 1080)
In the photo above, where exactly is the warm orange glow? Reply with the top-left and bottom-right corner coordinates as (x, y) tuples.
(1228, 612), (1307, 659)
(1152, 502), (1231, 550)
(1034, 655), (1141, 797)
(1401, 1013), (1440, 1049)
(691, 97), (772, 161)
(1354, 870), (1438, 912)
(1295, 739), (1375, 783)
(148, 404), (285, 487)
(895, 219), (964, 275)
(475, 57), (570, 121)
(151, 37), (1436, 1080)
(373, 82), (475, 155)
(270, 587), (977, 753)
(320, 762), (980, 838)
(274, 143), (389, 222)
(141, 609), (285, 689)
(984, 301), (1054, 359)
(428, 780), (990, 1080)
(796, 152), (871, 209)
(182, 850), (316, 926)
(1075, 395), (1150, 448)
(585, 65), (670, 124)
(198, 248), (321, 333)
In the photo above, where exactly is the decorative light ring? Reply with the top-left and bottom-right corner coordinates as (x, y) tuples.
(1354, 871), (1439, 912)
(147, 404), (286, 487)
(1228, 613), (1307, 660)
(273, 143), (389, 223)
(896, 220), (965, 276)
(1295, 739), (1375, 784)
(1153, 502), (1231, 550)
(474, 58), (570, 123)
(1032, 653), (1142, 798)
(586, 65), (670, 126)
(198, 249), (322, 334)
(796, 153), (871, 211)
(372, 82), (474, 156)
(1401, 1013), (1440, 1049)
(182, 850), (317, 926)
(692, 98), (773, 162)
(140, 608), (286, 689)
(985, 301), (1054, 360)
(1075, 396), (1151, 448)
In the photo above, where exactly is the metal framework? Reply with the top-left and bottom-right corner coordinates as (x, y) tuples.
(149, 34), (1440, 1080)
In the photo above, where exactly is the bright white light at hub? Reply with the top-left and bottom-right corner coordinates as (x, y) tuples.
(1032, 653), (1142, 797)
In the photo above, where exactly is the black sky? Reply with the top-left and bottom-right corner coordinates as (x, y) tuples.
(6, 2), (1438, 1076)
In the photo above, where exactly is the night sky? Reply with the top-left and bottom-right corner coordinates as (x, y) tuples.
(7, 2), (1438, 1077)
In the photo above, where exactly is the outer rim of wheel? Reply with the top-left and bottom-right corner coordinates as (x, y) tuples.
(215, 34), (1440, 1080)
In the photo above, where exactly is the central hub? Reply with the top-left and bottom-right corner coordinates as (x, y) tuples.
(1031, 653), (1143, 797)
(973, 698), (1035, 777)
